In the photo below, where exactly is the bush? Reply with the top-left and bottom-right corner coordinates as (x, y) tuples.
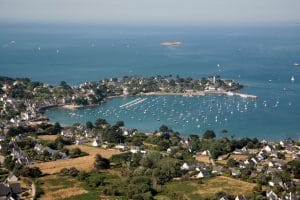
(227, 158), (238, 167)
(103, 185), (120, 196)
(86, 174), (105, 188)
(20, 167), (42, 178)
(60, 167), (79, 177)
(77, 171), (90, 181)
(35, 183), (45, 199)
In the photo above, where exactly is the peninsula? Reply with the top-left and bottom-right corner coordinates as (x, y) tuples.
(0, 75), (254, 122)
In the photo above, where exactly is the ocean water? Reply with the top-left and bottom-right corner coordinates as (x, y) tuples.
(1, 23), (300, 140)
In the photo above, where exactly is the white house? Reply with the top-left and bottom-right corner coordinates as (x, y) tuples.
(201, 150), (210, 156)
(61, 130), (73, 138)
(285, 192), (297, 200)
(85, 130), (95, 138)
(280, 140), (293, 148)
(6, 174), (18, 183)
(180, 163), (190, 170)
(130, 146), (140, 154)
(235, 195), (247, 200)
(231, 168), (241, 176)
(196, 170), (211, 178)
(264, 144), (275, 153)
(92, 137), (101, 147)
(76, 138), (88, 145)
(220, 197), (229, 200)
(212, 166), (224, 175)
(115, 144), (128, 151)
(268, 178), (283, 187)
(266, 190), (278, 200)
(166, 148), (172, 153)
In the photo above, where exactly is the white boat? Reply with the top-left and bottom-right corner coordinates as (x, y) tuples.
(291, 76), (295, 82)
(227, 92), (234, 96)
(292, 63), (299, 67)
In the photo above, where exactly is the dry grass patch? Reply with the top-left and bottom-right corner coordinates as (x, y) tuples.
(68, 144), (123, 158)
(30, 145), (123, 174)
(41, 187), (88, 200)
(195, 155), (211, 164)
(217, 154), (248, 165)
(195, 176), (256, 198)
(39, 175), (88, 200)
(230, 154), (248, 161)
(37, 135), (58, 142)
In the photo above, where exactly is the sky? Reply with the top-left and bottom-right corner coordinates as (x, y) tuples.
(0, 0), (300, 24)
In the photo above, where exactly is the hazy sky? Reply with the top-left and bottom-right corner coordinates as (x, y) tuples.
(0, 0), (300, 24)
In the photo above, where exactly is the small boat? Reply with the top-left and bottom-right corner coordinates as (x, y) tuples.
(291, 76), (295, 82)
(292, 63), (299, 67)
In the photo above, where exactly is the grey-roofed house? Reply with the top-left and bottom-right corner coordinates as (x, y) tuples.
(0, 183), (10, 199)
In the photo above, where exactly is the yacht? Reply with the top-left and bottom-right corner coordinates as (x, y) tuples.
(292, 63), (299, 67)
(291, 76), (295, 82)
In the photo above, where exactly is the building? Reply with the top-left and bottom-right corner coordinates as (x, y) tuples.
(231, 168), (241, 176)
(92, 136), (102, 147)
(266, 190), (278, 200)
(235, 195), (247, 200)
(196, 170), (211, 178)
(6, 174), (18, 183)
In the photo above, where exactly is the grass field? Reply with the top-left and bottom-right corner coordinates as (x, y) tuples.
(30, 145), (124, 174)
(163, 176), (256, 199)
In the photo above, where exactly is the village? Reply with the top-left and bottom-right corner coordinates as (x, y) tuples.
(0, 76), (299, 200)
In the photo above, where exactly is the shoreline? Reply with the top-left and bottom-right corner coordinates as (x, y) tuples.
(41, 90), (257, 112)
(138, 90), (257, 99)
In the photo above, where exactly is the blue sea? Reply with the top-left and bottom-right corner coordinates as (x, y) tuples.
(1, 23), (299, 140)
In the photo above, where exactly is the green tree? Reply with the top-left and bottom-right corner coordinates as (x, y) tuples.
(94, 154), (110, 170)
(157, 140), (170, 151)
(202, 130), (216, 139)
(86, 174), (105, 188)
(115, 121), (125, 127)
(53, 122), (61, 134)
(20, 167), (42, 178)
(227, 158), (238, 167)
(85, 121), (94, 129)
(95, 118), (108, 127)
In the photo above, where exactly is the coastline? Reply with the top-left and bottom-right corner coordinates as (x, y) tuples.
(141, 90), (257, 99)
(42, 90), (257, 112)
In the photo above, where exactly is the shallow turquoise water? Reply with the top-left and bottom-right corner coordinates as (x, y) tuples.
(1, 23), (300, 140)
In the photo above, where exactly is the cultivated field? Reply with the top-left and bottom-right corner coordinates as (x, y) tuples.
(30, 144), (123, 174)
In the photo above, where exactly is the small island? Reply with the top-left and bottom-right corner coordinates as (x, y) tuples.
(161, 41), (182, 46)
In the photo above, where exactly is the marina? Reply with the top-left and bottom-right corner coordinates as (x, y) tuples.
(46, 91), (298, 140)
